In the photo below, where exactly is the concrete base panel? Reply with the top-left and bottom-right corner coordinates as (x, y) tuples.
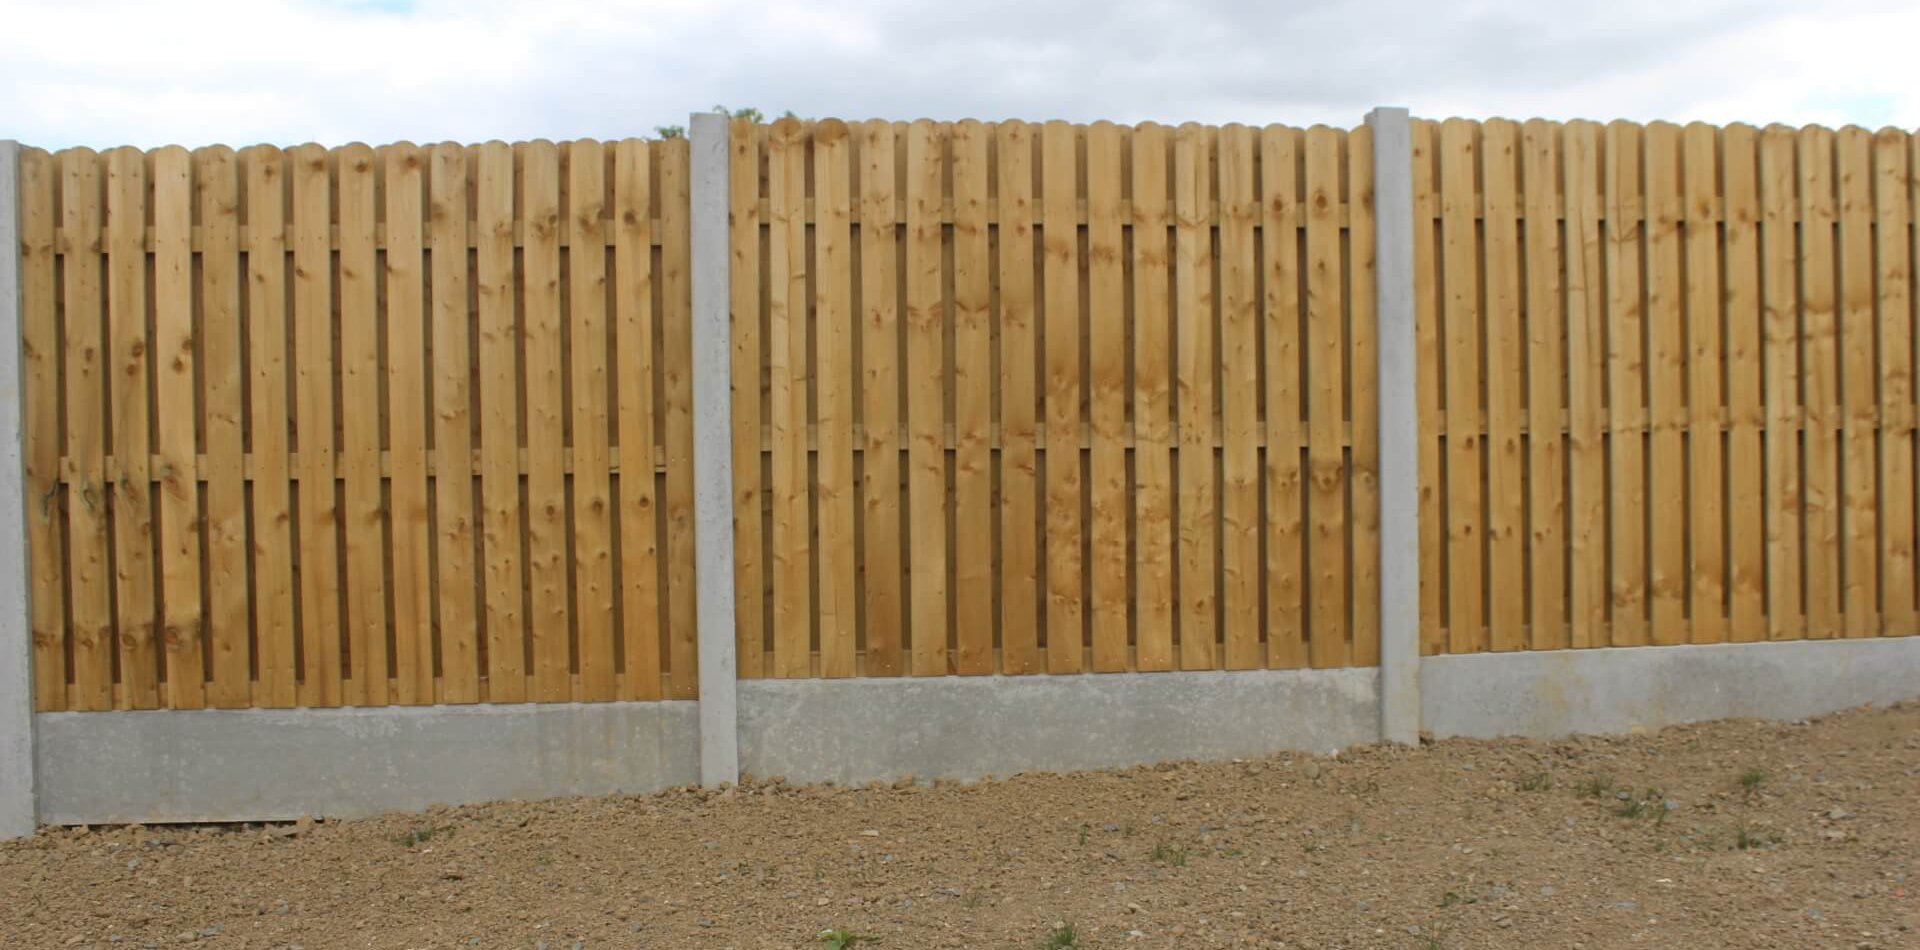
(737, 668), (1382, 786)
(1421, 637), (1920, 740)
(35, 701), (700, 825)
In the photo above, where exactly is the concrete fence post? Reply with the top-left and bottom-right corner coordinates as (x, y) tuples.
(1367, 108), (1422, 745)
(0, 140), (37, 838)
(688, 113), (741, 786)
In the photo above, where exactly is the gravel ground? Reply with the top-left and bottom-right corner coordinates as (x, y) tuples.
(3, 701), (1916, 950)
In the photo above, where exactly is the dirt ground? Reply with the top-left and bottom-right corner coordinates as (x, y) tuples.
(3, 703), (1916, 950)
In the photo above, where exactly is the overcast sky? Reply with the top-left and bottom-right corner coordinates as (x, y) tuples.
(3, 0), (1916, 149)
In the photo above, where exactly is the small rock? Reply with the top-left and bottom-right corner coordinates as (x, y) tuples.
(1302, 762), (1322, 780)
(1828, 807), (1851, 820)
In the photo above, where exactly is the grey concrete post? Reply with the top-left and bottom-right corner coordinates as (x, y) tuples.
(0, 140), (37, 837)
(1367, 109), (1421, 745)
(688, 113), (740, 786)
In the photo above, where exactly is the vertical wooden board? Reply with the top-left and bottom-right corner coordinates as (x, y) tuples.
(1132, 123), (1175, 672)
(1564, 122), (1609, 648)
(1799, 126), (1841, 639)
(1835, 128), (1878, 638)
(521, 140), (570, 701)
(1439, 119), (1484, 653)
(1481, 120), (1524, 653)
(907, 120), (951, 676)
(1682, 123), (1727, 644)
(1260, 125), (1306, 667)
(18, 148), (65, 710)
(290, 143), (340, 705)
(1086, 121), (1130, 671)
(1722, 125), (1767, 641)
(1216, 124), (1261, 669)
(726, 123), (764, 681)
(152, 147), (205, 708)
(1040, 120), (1084, 674)
(859, 120), (905, 675)
(1173, 122), (1216, 670)
(1877, 130), (1916, 635)
(1643, 123), (1686, 646)
(476, 141), (527, 702)
(1604, 121), (1648, 647)
(1521, 119), (1567, 650)
(61, 149), (113, 710)
(660, 140), (699, 697)
(338, 144), (389, 705)
(384, 143), (434, 704)
(1408, 121), (1445, 655)
(568, 139), (617, 700)
(1304, 126), (1349, 667)
(815, 121), (860, 677)
(614, 138), (663, 699)
(105, 147), (158, 708)
(1758, 126), (1805, 641)
(242, 146), (297, 707)
(767, 119), (812, 677)
(996, 120), (1040, 673)
(1348, 124), (1382, 667)
(429, 143), (481, 702)
(950, 120), (995, 674)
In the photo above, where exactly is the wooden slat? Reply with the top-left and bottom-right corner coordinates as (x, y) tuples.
(476, 141), (527, 702)
(107, 147), (158, 708)
(242, 146), (297, 706)
(151, 147), (204, 708)
(1644, 123), (1686, 646)
(1217, 124), (1261, 669)
(1131, 123), (1174, 672)
(62, 149), (113, 710)
(1759, 126), (1805, 641)
(996, 120), (1040, 674)
(1041, 120), (1083, 674)
(1261, 124), (1306, 667)
(859, 120), (905, 676)
(428, 142), (481, 702)
(814, 121), (860, 677)
(1173, 122), (1216, 670)
(906, 121), (950, 675)
(1564, 121), (1609, 648)
(1439, 119), (1484, 653)
(1304, 126), (1348, 667)
(726, 124), (764, 680)
(1835, 127), (1878, 638)
(1086, 121), (1130, 671)
(384, 143), (434, 703)
(615, 138), (663, 699)
(1409, 121), (1444, 656)
(1722, 125), (1766, 642)
(1481, 120), (1524, 653)
(767, 119), (812, 678)
(1521, 119), (1567, 650)
(660, 140), (699, 698)
(1682, 123), (1726, 644)
(1798, 126), (1841, 639)
(1877, 129), (1917, 636)
(1347, 124), (1381, 667)
(291, 143), (340, 706)
(1604, 121), (1648, 647)
(568, 139), (617, 700)
(338, 144), (389, 705)
(950, 119), (995, 674)
(19, 149), (64, 710)
(521, 140), (571, 701)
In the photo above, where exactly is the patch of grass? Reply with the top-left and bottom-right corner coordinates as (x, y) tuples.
(1438, 890), (1478, 908)
(1042, 921), (1078, 948)
(1150, 841), (1189, 867)
(1734, 825), (1779, 851)
(1518, 771), (1552, 792)
(390, 824), (454, 848)
(1577, 774), (1614, 799)
(1076, 823), (1089, 846)
(1739, 767), (1767, 796)
(1613, 798), (1649, 819)
(818, 928), (874, 949)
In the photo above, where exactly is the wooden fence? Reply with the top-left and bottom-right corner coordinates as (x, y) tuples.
(728, 117), (1382, 677)
(1414, 119), (1920, 653)
(18, 139), (698, 710)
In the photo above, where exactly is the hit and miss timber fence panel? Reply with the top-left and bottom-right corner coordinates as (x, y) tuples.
(19, 139), (698, 711)
(1414, 118), (1920, 653)
(728, 117), (1382, 678)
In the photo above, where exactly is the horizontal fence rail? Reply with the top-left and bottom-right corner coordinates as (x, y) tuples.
(17, 140), (698, 710)
(728, 117), (1383, 678)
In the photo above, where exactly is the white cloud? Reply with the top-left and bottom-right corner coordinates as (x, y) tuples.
(1, 0), (1913, 149)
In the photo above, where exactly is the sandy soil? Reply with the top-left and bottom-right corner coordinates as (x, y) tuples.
(3, 702), (1916, 950)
